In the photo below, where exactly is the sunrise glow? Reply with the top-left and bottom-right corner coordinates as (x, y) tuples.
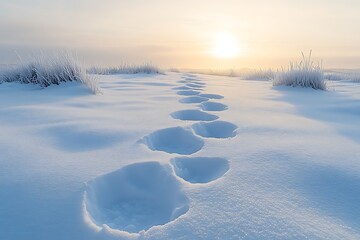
(212, 32), (240, 58)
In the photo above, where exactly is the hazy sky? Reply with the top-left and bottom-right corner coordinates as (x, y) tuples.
(1, 0), (360, 69)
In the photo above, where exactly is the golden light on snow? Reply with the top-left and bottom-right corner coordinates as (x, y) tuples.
(212, 32), (240, 58)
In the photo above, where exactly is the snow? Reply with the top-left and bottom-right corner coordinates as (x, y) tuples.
(175, 90), (201, 96)
(170, 109), (219, 121)
(1, 72), (360, 239)
(192, 121), (238, 138)
(179, 96), (209, 104)
(171, 157), (229, 184)
(141, 126), (204, 155)
(200, 101), (228, 111)
(84, 161), (189, 234)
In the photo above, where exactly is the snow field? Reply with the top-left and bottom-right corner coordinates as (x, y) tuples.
(2, 71), (360, 239)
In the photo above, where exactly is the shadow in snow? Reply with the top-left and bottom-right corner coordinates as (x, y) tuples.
(42, 125), (129, 152)
(171, 157), (229, 184)
(273, 86), (360, 143)
(298, 165), (360, 231)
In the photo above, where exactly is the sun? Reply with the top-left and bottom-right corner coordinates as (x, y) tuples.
(212, 32), (240, 58)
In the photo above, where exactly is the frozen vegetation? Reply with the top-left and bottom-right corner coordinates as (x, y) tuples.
(188, 68), (275, 80)
(273, 51), (327, 90)
(88, 63), (163, 75)
(0, 53), (99, 94)
(325, 70), (360, 82)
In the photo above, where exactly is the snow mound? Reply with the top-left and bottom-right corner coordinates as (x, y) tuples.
(171, 109), (219, 121)
(192, 121), (238, 138)
(171, 157), (230, 184)
(179, 96), (209, 104)
(176, 90), (200, 96)
(142, 127), (204, 155)
(200, 102), (228, 111)
(83, 161), (189, 233)
(198, 93), (224, 99)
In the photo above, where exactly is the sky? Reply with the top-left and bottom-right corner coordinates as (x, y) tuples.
(1, 0), (360, 69)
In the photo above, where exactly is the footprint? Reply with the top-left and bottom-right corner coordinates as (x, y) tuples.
(198, 93), (224, 99)
(142, 126), (204, 155)
(177, 80), (188, 84)
(140, 82), (174, 87)
(173, 86), (192, 90)
(179, 96), (209, 104)
(185, 80), (205, 85)
(200, 102), (228, 111)
(183, 77), (196, 80)
(186, 83), (205, 89)
(171, 157), (229, 184)
(176, 90), (200, 96)
(83, 162), (189, 233)
(183, 74), (196, 78)
(171, 109), (219, 121)
(192, 121), (238, 138)
(186, 87), (203, 91)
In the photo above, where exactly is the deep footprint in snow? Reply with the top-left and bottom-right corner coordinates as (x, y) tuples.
(192, 121), (238, 138)
(179, 96), (209, 104)
(198, 93), (224, 99)
(142, 126), (204, 155)
(186, 81), (205, 85)
(200, 101), (228, 111)
(176, 90), (200, 96)
(171, 109), (219, 121)
(83, 161), (189, 233)
(171, 157), (230, 184)
(186, 83), (205, 89)
(172, 86), (192, 90)
(183, 74), (196, 78)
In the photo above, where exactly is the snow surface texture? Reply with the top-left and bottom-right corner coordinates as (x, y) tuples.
(1, 71), (360, 240)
